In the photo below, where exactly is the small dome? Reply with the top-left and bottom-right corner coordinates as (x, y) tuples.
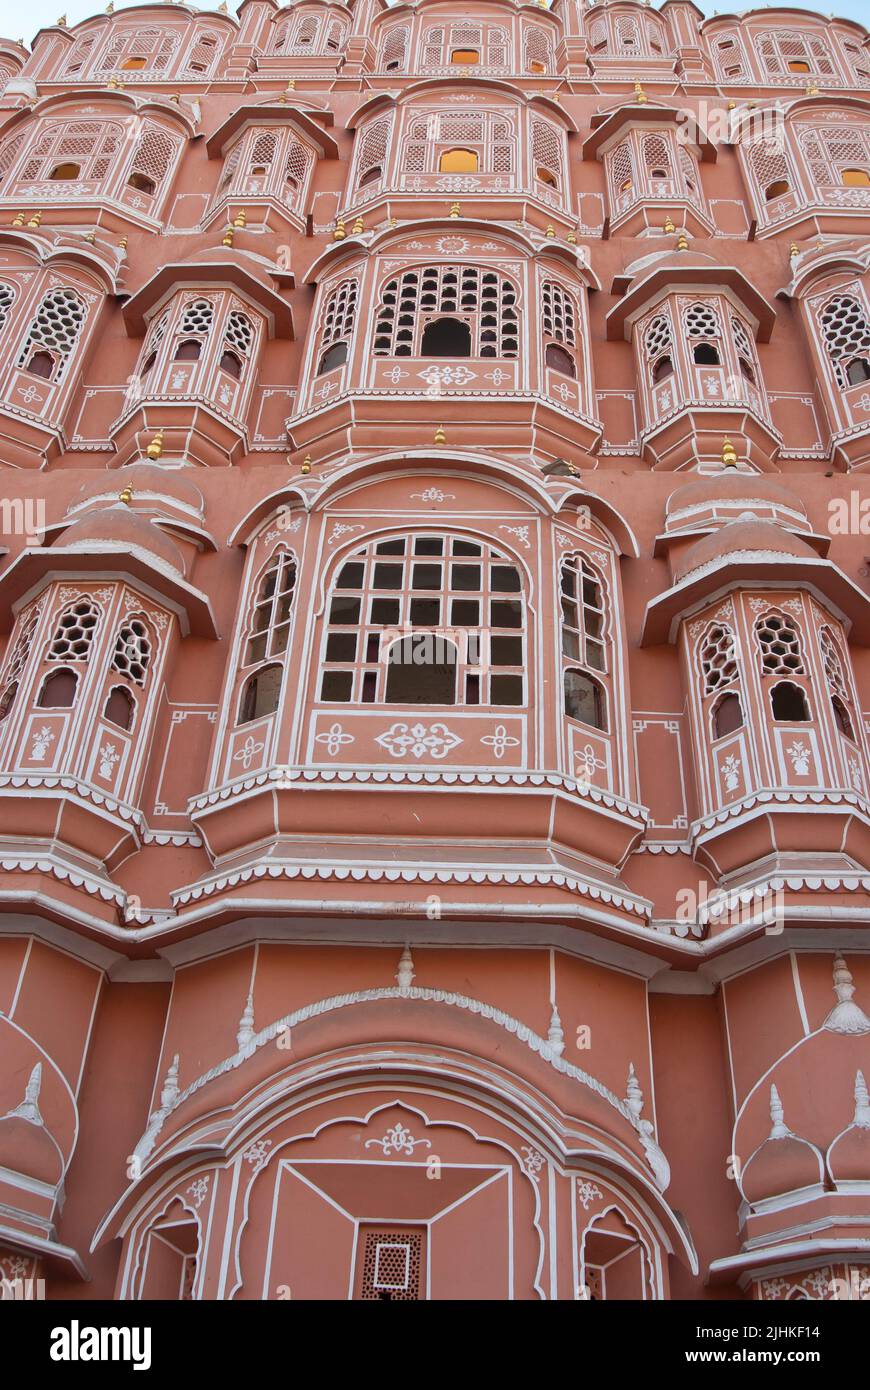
(59, 506), (185, 575)
(742, 1132), (824, 1205)
(827, 1125), (870, 1186)
(666, 475), (808, 520)
(71, 464), (204, 520)
(675, 518), (818, 582)
(622, 248), (719, 280)
(0, 1113), (63, 1186)
(176, 245), (279, 293)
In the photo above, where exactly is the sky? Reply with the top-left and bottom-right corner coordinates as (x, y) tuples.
(2, 0), (867, 48)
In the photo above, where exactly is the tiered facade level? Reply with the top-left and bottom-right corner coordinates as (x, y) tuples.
(0, 0), (868, 1304)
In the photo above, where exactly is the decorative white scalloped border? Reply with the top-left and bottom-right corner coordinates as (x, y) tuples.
(694, 787), (870, 835)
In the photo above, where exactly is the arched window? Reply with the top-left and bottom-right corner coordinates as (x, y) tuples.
(104, 685), (135, 730)
(820, 294), (870, 390)
(746, 138), (792, 205)
(439, 148), (479, 174)
(320, 535), (525, 707)
(0, 604), (41, 725)
(564, 669), (606, 730)
(219, 128), (312, 211)
(182, 29), (222, 77)
(47, 600), (100, 661)
(610, 140), (634, 198)
(420, 317), (471, 357)
(172, 299), (213, 362)
(220, 311), (253, 381)
(16, 287), (86, 384)
(820, 627), (856, 741)
(798, 125), (870, 189)
(126, 124), (177, 203)
(644, 313), (674, 386)
(524, 26), (553, 74)
(317, 279), (357, 375)
(731, 315), (757, 384)
(755, 612), (805, 675)
(531, 118), (563, 191)
(699, 624), (738, 693)
(38, 668), (78, 708)
(643, 134), (672, 182)
(381, 25), (409, 72)
(235, 549), (297, 726)
(770, 680), (810, 722)
(713, 692), (743, 738)
(372, 266), (519, 359)
(545, 343), (575, 377)
(355, 114), (392, 193)
(685, 302), (722, 367)
(14, 119), (124, 185)
(560, 554), (606, 673)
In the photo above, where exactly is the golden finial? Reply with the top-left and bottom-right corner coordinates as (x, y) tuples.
(300, 454), (312, 474)
(676, 230), (690, 251)
(170, 93), (180, 104)
(106, 1), (114, 11)
(118, 235), (128, 253)
(434, 424), (446, 445)
(11, 211), (25, 227)
(727, 100), (736, 110)
(222, 224), (234, 247)
(389, 216), (398, 228)
(449, 201), (461, 219)
(634, 82), (647, 105)
(118, 484), (134, 505)
(286, 79), (296, 91)
(333, 216), (346, 241)
(116, 81), (124, 91)
(84, 230), (96, 244)
(663, 214), (675, 234)
(233, 208), (247, 228)
(27, 210), (42, 228)
(806, 81), (819, 96)
(219, 0), (228, 10)
(352, 215), (364, 235)
(566, 229), (577, 244)
(106, 76), (117, 90)
(722, 437), (738, 469)
(545, 224), (556, 239)
(57, 14), (67, 26)
(789, 241), (799, 260)
(146, 430), (164, 460)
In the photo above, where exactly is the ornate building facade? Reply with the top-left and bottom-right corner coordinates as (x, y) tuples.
(0, 0), (868, 1303)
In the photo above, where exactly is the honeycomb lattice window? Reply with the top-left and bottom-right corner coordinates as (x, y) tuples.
(746, 137), (792, 202)
(111, 621), (151, 685)
(560, 554), (607, 674)
(531, 118), (562, 188)
(643, 134), (672, 178)
(0, 282), (15, 334)
(731, 315), (756, 367)
(47, 601), (100, 662)
(320, 534), (525, 707)
(177, 300), (214, 345)
(542, 281), (576, 347)
(684, 302), (720, 338)
(181, 30), (222, 77)
(820, 627), (848, 700)
(0, 604), (41, 719)
(224, 310), (254, 359)
(524, 25), (553, 73)
(94, 27), (180, 77)
(128, 124), (177, 198)
(755, 613), (805, 675)
(381, 25), (409, 70)
(372, 265), (519, 358)
(0, 132), (25, 187)
(679, 148), (702, 204)
(609, 140), (634, 195)
(17, 287), (87, 383)
(820, 294), (870, 388)
(699, 624), (738, 694)
(360, 1230), (423, 1301)
(616, 15), (641, 51)
(355, 113), (392, 191)
(320, 280), (358, 356)
(17, 119), (124, 183)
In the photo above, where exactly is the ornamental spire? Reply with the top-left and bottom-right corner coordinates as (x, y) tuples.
(824, 955), (870, 1035)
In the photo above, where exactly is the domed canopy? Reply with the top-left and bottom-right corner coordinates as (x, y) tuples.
(674, 518), (818, 583)
(68, 464), (206, 527)
(60, 506), (186, 576)
(666, 475), (810, 520)
(122, 247), (295, 338)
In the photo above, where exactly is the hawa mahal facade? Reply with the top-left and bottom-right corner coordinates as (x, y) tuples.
(0, 0), (868, 1303)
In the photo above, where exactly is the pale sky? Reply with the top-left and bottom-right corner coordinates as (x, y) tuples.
(2, 0), (867, 49)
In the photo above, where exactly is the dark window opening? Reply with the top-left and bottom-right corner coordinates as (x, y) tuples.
(219, 350), (242, 379)
(104, 685), (135, 731)
(128, 172), (156, 195)
(38, 668), (77, 708)
(564, 669), (606, 730)
(845, 357), (870, 386)
(765, 179), (790, 201)
(0, 682), (17, 721)
(420, 317), (471, 358)
(739, 357), (756, 383)
(770, 681), (810, 722)
(832, 695), (854, 740)
(385, 635), (457, 705)
(713, 692), (743, 738)
(318, 341), (348, 374)
(693, 342), (720, 366)
(652, 355), (673, 383)
(50, 162), (81, 180)
(238, 664), (282, 724)
(25, 351), (55, 380)
(359, 164), (382, 187)
(174, 339), (201, 362)
(545, 343), (576, 377)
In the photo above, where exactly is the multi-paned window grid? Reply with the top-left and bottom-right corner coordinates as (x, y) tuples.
(244, 551), (297, 668)
(17, 120), (123, 183)
(820, 294), (870, 388)
(756, 31), (836, 77)
(798, 125), (870, 187)
(699, 624), (738, 694)
(321, 280), (358, 351)
(531, 118), (563, 187)
(320, 536), (525, 707)
(421, 25), (509, 69)
(111, 622), (151, 686)
(47, 602), (100, 662)
(403, 112), (514, 176)
(755, 613), (805, 675)
(542, 281), (576, 347)
(0, 604), (40, 720)
(0, 283), (14, 333)
(94, 28), (180, 77)
(360, 1230), (423, 1301)
(373, 266), (519, 358)
(220, 128), (312, 209)
(560, 556), (607, 674)
(731, 315), (757, 378)
(746, 137), (792, 203)
(684, 302), (720, 339)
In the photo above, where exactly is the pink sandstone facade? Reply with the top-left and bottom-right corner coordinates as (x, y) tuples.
(0, 0), (868, 1304)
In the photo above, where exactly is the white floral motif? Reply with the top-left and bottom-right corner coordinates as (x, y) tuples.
(787, 741), (811, 776)
(364, 1123), (432, 1156)
(480, 725), (520, 760)
(234, 735), (265, 770)
(720, 754), (742, 792)
(98, 742), (120, 781)
(577, 1181), (603, 1210)
(376, 721), (462, 760)
(30, 727), (55, 762)
(575, 744), (606, 789)
(315, 722), (354, 756)
(520, 1146), (546, 1180)
(386, 366), (409, 384)
(498, 524), (531, 549)
(417, 364), (477, 388)
(186, 1175), (210, 1208)
(327, 523), (364, 546)
(243, 1139), (272, 1172)
(849, 756), (865, 793)
(410, 488), (456, 503)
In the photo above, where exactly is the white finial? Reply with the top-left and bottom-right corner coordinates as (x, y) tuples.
(397, 945), (415, 992)
(547, 1006), (565, 1057)
(769, 1083), (789, 1138)
(237, 990), (255, 1052)
(625, 1063), (643, 1122)
(854, 1071), (870, 1128)
(160, 1054), (179, 1110)
(824, 955), (870, 1035)
(10, 1062), (43, 1125)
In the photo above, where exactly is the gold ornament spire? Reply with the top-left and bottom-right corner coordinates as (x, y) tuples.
(146, 430), (164, 460)
(434, 424), (446, 445)
(722, 437), (738, 468)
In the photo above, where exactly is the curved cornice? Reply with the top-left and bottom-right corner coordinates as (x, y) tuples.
(730, 94), (870, 145)
(584, 103), (718, 162)
(0, 88), (199, 142)
(700, 8), (868, 41)
(606, 262), (777, 342)
(205, 104), (338, 160)
(348, 79), (576, 133)
(0, 229), (120, 293)
(122, 251), (295, 338)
